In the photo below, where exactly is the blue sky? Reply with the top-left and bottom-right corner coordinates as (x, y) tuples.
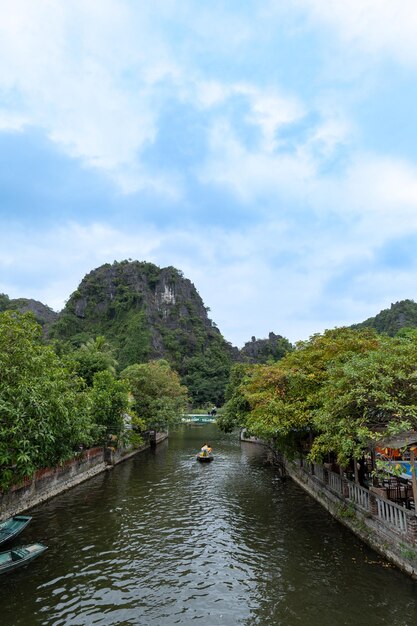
(1, 1), (417, 346)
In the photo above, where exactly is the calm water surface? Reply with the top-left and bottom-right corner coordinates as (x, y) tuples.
(1, 424), (417, 625)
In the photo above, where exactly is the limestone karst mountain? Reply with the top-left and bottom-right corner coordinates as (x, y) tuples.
(49, 260), (234, 405)
(351, 299), (417, 336)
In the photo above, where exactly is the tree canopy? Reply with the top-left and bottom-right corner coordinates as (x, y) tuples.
(65, 335), (118, 386)
(0, 312), (189, 491)
(219, 327), (417, 465)
(0, 311), (95, 489)
(121, 359), (188, 430)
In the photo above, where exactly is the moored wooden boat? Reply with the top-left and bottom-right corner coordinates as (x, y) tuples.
(0, 543), (47, 574)
(0, 516), (32, 546)
(196, 453), (214, 462)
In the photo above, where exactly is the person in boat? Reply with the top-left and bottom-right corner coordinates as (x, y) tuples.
(201, 443), (209, 456)
(200, 443), (212, 457)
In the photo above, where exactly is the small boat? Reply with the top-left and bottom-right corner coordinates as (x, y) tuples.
(196, 453), (214, 463)
(0, 543), (47, 574)
(0, 516), (32, 546)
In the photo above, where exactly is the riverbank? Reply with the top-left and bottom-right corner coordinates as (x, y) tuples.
(3, 423), (417, 625)
(241, 430), (417, 579)
(0, 431), (168, 521)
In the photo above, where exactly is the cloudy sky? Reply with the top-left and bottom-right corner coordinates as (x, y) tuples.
(1, 1), (417, 346)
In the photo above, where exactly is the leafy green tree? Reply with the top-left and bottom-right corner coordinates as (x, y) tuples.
(0, 311), (94, 490)
(242, 327), (380, 441)
(182, 340), (232, 406)
(66, 335), (117, 386)
(311, 330), (417, 465)
(89, 371), (130, 440)
(121, 360), (188, 430)
(222, 326), (417, 467)
(217, 364), (253, 432)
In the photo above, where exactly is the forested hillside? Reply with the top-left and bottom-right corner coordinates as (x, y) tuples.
(239, 332), (293, 363)
(0, 294), (58, 329)
(50, 260), (233, 406)
(5, 267), (417, 410)
(352, 299), (417, 336)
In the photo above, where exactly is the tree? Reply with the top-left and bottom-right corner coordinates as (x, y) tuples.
(311, 331), (417, 465)
(221, 326), (417, 467)
(240, 327), (380, 442)
(216, 364), (253, 433)
(0, 311), (94, 489)
(66, 335), (118, 386)
(121, 360), (188, 430)
(182, 340), (232, 407)
(89, 371), (130, 440)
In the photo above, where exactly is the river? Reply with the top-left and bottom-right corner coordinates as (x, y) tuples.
(1, 424), (417, 625)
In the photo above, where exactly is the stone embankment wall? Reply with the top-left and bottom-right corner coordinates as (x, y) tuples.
(0, 447), (105, 520)
(0, 431), (168, 521)
(240, 430), (417, 579)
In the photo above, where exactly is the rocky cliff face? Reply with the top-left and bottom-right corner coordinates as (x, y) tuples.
(0, 261), (322, 403)
(352, 299), (417, 336)
(0, 294), (58, 329)
(50, 261), (233, 404)
(239, 331), (293, 363)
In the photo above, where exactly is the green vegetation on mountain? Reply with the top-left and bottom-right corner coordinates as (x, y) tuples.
(0, 294), (58, 329)
(50, 260), (233, 406)
(352, 299), (417, 336)
(0, 263), (295, 408)
(239, 332), (293, 363)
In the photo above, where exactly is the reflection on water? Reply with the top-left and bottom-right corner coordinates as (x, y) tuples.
(0, 424), (416, 625)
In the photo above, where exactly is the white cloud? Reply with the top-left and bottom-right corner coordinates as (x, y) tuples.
(0, 0), (181, 194)
(199, 108), (417, 244)
(195, 80), (305, 152)
(2, 1), (417, 346)
(292, 0), (417, 68)
(309, 154), (417, 244)
(199, 120), (314, 203)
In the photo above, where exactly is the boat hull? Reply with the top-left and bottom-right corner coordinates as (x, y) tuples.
(196, 454), (214, 462)
(0, 543), (47, 575)
(0, 516), (32, 547)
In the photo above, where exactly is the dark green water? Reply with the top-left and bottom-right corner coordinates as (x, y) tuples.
(1, 424), (417, 625)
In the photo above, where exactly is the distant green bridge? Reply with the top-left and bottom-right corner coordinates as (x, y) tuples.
(182, 414), (217, 423)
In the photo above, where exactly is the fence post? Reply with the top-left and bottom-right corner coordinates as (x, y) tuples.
(369, 491), (378, 517)
(407, 515), (417, 544)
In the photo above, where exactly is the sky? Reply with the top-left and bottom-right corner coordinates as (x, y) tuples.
(1, 1), (417, 347)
